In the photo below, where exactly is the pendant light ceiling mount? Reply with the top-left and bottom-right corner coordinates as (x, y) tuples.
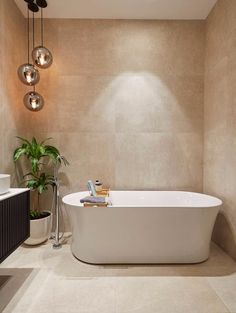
(36, 0), (48, 8)
(24, 0), (48, 12)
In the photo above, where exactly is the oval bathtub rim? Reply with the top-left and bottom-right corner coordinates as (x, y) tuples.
(62, 190), (223, 209)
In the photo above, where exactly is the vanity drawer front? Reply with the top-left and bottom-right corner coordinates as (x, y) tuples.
(0, 191), (30, 263)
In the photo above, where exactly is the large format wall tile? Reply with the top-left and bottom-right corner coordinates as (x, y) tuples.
(1, 17), (205, 231)
(56, 20), (205, 76)
(115, 132), (202, 190)
(24, 19), (205, 230)
(0, 0), (3, 171)
(204, 0), (236, 260)
(0, 0), (27, 180)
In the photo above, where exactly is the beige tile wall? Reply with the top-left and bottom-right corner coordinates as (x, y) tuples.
(0, 0), (3, 169)
(204, 0), (236, 260)
(0, 0), (27, 180)
(1, 11), (205, 231)
(30, 20), (205, 198)
(19, 19), (205, 231)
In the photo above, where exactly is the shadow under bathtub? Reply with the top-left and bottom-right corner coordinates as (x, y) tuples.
(54, 242), (236, 278)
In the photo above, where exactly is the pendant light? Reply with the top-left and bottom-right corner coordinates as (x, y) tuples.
(32, 6), (53, 69)
(24, 12), (44, 112)
(18, 63), (40, 86)
(24, 89), (44, 111)
(18, 9), (40, 86)
(18, 0), (50, 112)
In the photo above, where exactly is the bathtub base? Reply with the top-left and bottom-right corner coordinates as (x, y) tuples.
(69, 206), (219, 264)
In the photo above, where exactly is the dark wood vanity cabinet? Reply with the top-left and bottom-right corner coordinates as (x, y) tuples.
(0, 190), (30, 263)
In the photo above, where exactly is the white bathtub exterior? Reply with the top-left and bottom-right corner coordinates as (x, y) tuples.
(63, 191), (222, 264)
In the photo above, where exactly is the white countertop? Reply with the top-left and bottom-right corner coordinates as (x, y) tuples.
(0, 188), (29, 202)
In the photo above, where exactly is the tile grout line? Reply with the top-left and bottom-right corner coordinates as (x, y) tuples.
(205, 277), (232, 313)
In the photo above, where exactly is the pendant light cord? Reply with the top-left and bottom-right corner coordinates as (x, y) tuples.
(27, 9), (30, 64)
(41, 8), (44, 46)
(32, 12), (35, 49)
(33, 12), (36, 93)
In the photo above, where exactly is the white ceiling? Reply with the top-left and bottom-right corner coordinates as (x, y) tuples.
(15, 0), (217, 20)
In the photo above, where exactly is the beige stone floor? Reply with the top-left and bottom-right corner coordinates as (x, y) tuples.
(1, 239), (236, 313)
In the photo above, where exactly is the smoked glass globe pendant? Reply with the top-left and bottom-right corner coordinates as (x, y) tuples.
(18, 2), (50, 112)
(24, 91), (44, 111)
(32, 46), (53, 69)
(17, 63), (40, 86)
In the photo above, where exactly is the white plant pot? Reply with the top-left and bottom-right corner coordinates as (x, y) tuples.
(24, 212), (52, 246)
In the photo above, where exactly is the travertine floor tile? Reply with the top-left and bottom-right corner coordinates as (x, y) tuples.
(208, 273), (236, 312)
(1, 242), (235, 313)
(114, 277), (229, 313)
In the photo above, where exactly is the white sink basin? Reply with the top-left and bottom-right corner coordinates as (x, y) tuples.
(0, 174), (11, 195)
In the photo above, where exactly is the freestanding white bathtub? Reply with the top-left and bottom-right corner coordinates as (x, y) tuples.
(63, 191), (222, 264)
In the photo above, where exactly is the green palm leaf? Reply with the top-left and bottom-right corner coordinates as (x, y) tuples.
(16, 136), (31, 145)
(13, 147), (27, 161)
(13, 136), (69, 201)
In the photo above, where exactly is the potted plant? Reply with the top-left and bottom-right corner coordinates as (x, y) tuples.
(13, 136), (68, 245)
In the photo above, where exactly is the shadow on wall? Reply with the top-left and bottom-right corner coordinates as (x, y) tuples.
(213, 212), (236, 261)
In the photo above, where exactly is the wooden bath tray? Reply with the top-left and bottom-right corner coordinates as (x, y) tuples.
(83, 202), (108, 207)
